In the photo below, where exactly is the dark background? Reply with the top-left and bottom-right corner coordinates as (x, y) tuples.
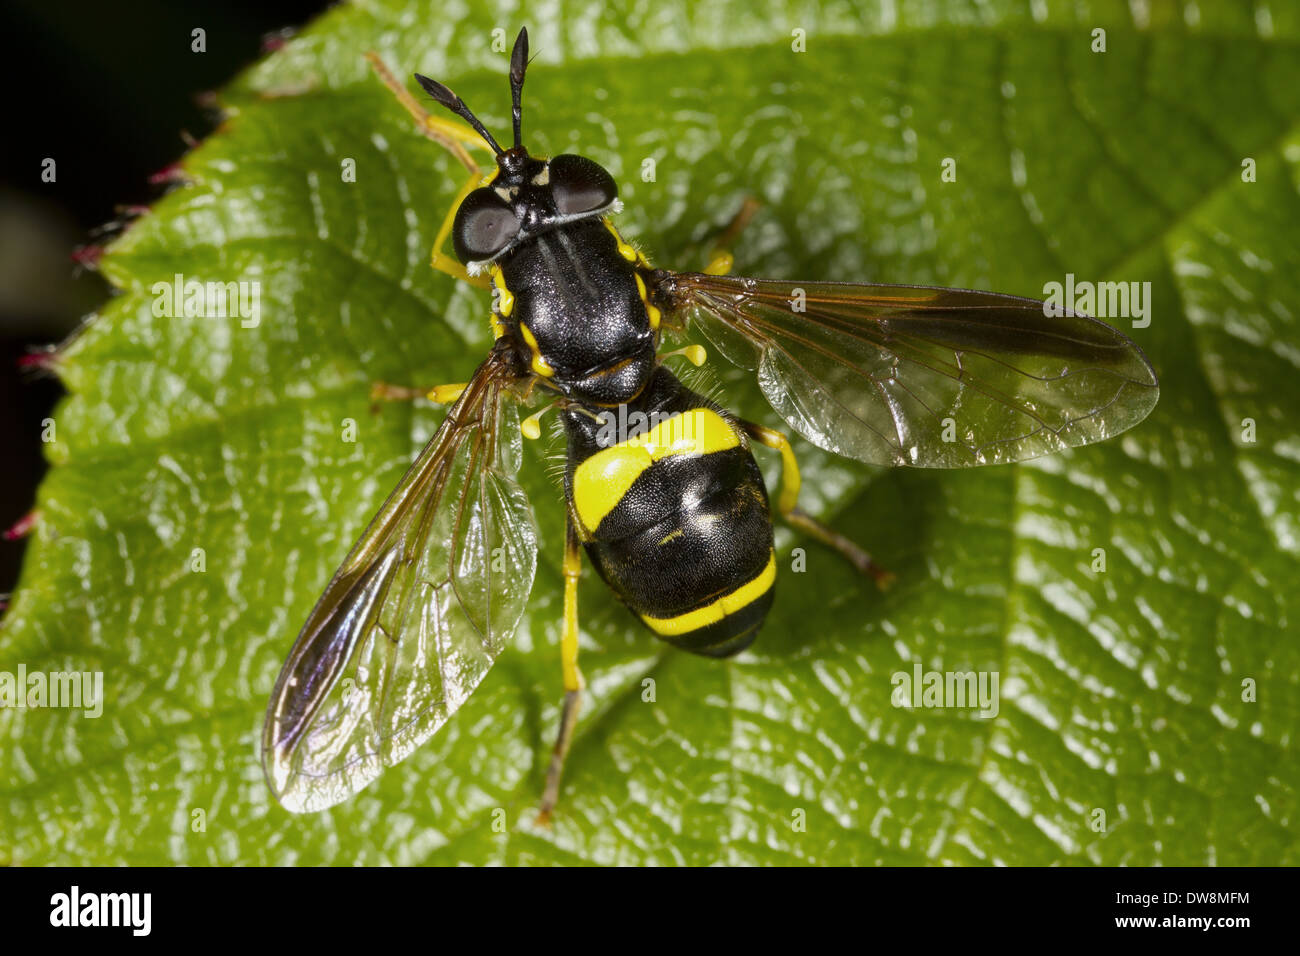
(0, 0), (329, 599)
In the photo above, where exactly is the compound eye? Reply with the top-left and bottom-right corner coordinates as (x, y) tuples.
(548, 154), (617, 217)
(453, 189), (522, 262)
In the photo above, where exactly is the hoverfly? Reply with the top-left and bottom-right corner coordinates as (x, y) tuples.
(262, 28), (1159, 815)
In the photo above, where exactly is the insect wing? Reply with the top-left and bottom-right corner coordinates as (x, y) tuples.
(262, 356), (537, 813)
(668, 274), (1159, 467)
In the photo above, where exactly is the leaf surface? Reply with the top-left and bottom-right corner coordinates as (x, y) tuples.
(4, 0), (1299, 865)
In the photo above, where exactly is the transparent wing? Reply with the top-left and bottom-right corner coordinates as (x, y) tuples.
(662, 273), (1160, 467)
(262, 349), (537, 813)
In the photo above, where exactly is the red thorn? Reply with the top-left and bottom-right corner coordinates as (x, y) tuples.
(71, 245), (103, 268)
(120, 204), (151, 217)
(261, 28), (295, 53)
(17, 351), (56, 371)
(148, 163), (185, 185)
(4, 512), (38, 541)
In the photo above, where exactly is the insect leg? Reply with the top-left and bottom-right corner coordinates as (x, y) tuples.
(703, 196), (761, 276)
(427, 172), (493, 289)
(370, 382), (467, 403)
(364, 54), (491, 290)
(365, 52), (483, 173)
(538, 518), (586, 822)
(740, 420), (895, 589)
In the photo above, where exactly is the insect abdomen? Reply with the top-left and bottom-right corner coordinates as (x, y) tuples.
(563, 370), (775, 657)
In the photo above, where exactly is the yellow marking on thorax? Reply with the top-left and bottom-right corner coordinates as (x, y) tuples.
(602, 219), (660, 328)
(485, 264), (511, 339)
(640, 551), (776, 637)
(572, 407), (740, 532)
(603, 218), (648, 267)
(635, 273), (662, 330)
(519, 322), (554, 377)
(490, 265), (515, 318)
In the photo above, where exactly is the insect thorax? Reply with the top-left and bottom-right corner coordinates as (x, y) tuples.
(494, 217), (659, 406)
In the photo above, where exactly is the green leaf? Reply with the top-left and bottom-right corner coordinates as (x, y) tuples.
(5, 0), (1300, 865)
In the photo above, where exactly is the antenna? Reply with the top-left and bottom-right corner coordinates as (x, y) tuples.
(413, 73), (504, 156)
(509, 27), (529, 149)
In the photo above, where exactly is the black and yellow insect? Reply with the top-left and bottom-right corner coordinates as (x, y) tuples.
(262, 29), (1160, 815)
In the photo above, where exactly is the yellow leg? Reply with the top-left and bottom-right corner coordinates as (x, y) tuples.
(365, 52), (483, 173)
(365, 53), (493, 291)
(370, 381), (466, 404)
(538, 520), (585, 822)
(704, 196), (761, 275)
(431, 172), (493, 289)
(741, 420), (894, 589)
(742, 421), (801, 516)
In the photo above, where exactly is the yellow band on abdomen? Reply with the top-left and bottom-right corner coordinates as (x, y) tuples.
(639, 550), (776, 637)
(572, 407), (740, 532)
